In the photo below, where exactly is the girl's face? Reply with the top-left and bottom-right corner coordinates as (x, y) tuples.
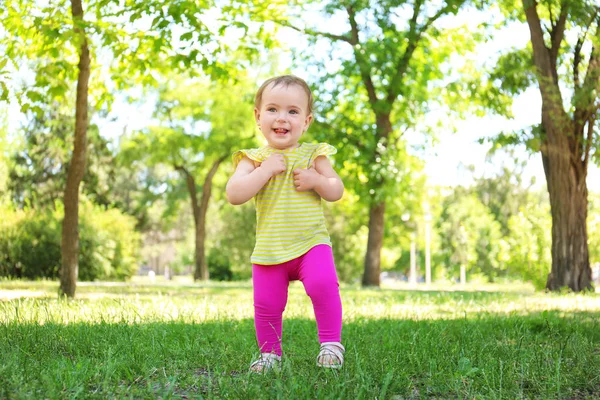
(255, 83), (312, 150)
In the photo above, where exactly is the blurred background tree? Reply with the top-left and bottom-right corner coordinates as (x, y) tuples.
(0, 0), (598, 293)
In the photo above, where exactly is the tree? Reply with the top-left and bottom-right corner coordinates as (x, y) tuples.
(58, 0), (90, 298)
(120, 77), (256, 281)
(1, 0), (276, 296)
(175, 158), (226, 280)
(491, 0), (599, 291)
(524, 0), (598, 291)
(472, 153), (534, 235)
(276, 0), (485, 286)
(504, 190), (552, 289)
(437, 188), (504, 282)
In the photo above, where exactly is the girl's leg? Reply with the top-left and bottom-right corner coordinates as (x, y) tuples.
(297, 244), (342, 343)
(252, 263), (290, 356)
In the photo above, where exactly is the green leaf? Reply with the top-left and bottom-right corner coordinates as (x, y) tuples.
(49, 85), (67, 99)
(180, 31), (194, 42)
(0, 81), (8, 101)
(129, 12), (141, 23)
(157, 20), (169, 30)
(26, 90), (43, 103)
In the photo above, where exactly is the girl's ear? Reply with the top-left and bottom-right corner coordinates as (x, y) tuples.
(304, 114), (313, 131)
(254, 108), (261, 125)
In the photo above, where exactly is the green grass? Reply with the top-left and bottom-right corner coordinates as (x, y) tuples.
(1, 280), (599, 399)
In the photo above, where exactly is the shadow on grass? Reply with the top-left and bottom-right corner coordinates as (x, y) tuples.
(0, 282), (258, 301)
(0, 281), (543, 304)
(3, 280), (598, 306)
(1, 310), (599, 399)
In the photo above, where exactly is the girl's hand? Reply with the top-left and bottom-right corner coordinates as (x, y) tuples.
(260, 154), (286, 177)
(293, 166), (321, 191)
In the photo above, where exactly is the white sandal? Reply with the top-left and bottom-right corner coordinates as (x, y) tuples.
(316, 342), (345, 369)
(249, 353), (281, 373)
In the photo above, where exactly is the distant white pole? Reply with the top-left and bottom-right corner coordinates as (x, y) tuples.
(425, 213), (432, 285)
(459, 224), (467, 286)
(409, 231), (417, 285)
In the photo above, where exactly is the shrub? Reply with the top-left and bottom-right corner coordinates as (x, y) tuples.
(0, 199), (140, 281)
(207, 247), (233, 281)
(0, 203), (60, 278)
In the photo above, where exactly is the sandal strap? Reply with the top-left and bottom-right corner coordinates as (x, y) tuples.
(318, 342), (345, 365)
(250, 353), (281, 372)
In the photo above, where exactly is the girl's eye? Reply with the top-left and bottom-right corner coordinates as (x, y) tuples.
(290, 110), (299, 115)
(267, 107), (276, 112)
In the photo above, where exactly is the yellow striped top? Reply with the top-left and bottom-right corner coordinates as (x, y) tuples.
(233, 142), (337, 265)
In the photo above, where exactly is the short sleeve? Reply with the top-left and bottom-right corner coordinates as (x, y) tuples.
(308, 143), (337, 167)
(232, 147), (273, 168)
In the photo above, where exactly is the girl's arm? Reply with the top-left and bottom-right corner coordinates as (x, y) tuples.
(293, 156), (344, 202)
(226, 154), (286, 205)
(313, 156), (344, 201)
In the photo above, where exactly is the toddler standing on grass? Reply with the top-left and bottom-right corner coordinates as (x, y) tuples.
(226, 75), (345, 373)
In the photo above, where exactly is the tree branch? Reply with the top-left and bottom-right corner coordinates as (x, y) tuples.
(277, 9), (377, 107)
(345, 5), (378, 106)
(200, 155), (227, 212)
(583, 113), (595, 171)
(582, 13), (600, 95)
(277, 20), (354, 45)
(423, 0), (458, 32)
(522, 0), (568, 121)
(573, 36), (584, 88)
(346, 4), (359, 45)
(409, 0), (423, 35)
(174, 164), (198, 224)
(385, 0), (423, 104)
(549, 4), (568, 65)
(386, 0), (460, 103)
(574, 14), (600, 128)
(573, 8), (598, 88)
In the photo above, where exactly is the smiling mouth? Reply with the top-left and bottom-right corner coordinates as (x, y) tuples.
(274, 128), (289, 135)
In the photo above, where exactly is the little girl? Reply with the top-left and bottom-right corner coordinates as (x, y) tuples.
(226, 75), (345, 372)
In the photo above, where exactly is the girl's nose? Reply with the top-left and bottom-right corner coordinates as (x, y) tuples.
(276, 112), (288, 122)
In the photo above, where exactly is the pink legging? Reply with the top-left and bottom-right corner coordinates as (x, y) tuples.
(252, 244), (342, 356)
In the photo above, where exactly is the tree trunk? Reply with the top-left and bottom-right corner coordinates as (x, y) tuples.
(524, 0), (594, 292)
(177, 156), (225, 281)
(361, 113), (393, 287)
(542, 125), (592, 292)
(59, 0), (89, 298)
(362, 201), (385, 286)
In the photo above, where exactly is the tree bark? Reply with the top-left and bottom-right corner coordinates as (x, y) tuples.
(177, 156), (225, 281)
(542, 123), (592, 291)
(59, 0), (90, 298)
(524, 0), (593, 291)
(362, 201), (385, 286)
(361, 112), (392, 287)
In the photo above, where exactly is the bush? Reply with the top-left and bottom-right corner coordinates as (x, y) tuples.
(0, 199), (141, 281)
(505, 204), (551, 290)
(207, 247), (233, 281)
(0, 203), (61, 279)
(79, 201), (141, 281)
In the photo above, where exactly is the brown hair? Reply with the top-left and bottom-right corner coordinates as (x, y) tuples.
(254, 75), (314, 116)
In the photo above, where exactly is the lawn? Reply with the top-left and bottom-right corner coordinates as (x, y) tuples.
(1, 279), (599, 399)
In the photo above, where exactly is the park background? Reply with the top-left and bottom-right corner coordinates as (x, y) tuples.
(1, 0), (600, 398)
(2, 0), (599, 291)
